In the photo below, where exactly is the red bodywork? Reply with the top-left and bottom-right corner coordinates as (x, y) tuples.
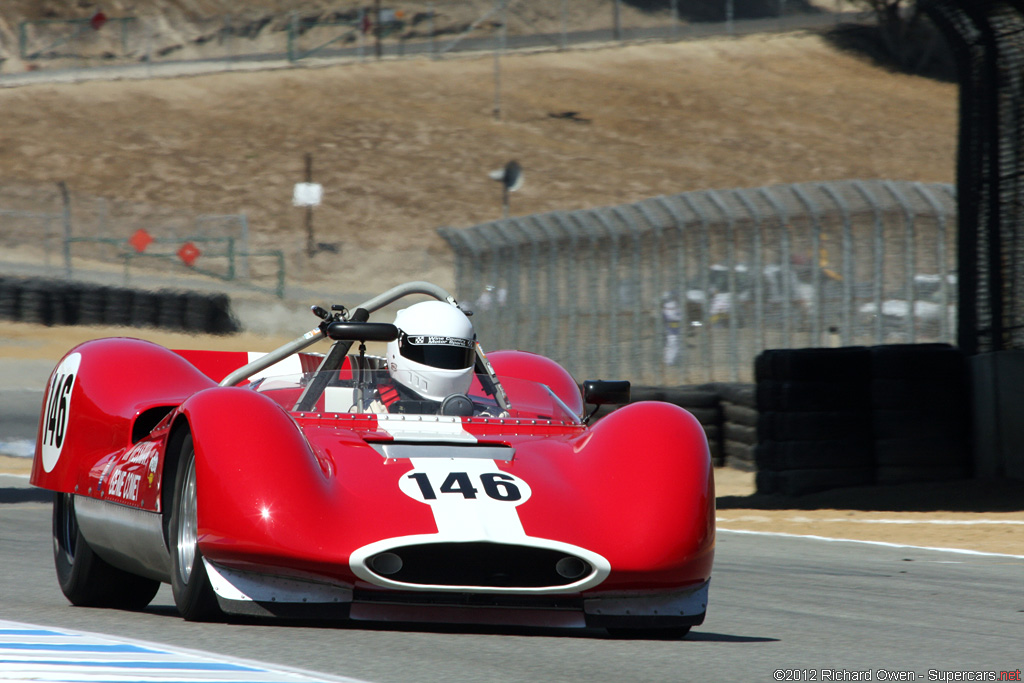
(32, 335), (714, 629)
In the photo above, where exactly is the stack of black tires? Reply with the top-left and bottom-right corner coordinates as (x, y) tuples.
(869, 344), (971, 485)
(717, 383), (758, 472)
(0, 276), (238, 334)
(754, 344), (971, 495)
(755, 347), (875, 495)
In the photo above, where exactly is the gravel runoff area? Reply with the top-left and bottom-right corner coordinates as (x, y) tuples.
(2, 321), (1021, 557)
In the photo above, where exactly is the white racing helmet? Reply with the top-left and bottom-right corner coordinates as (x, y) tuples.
(387, 300), (476, 402)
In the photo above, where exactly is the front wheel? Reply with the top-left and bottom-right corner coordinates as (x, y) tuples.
(169, 433), (221, 621)
(52, 492), (160, 609)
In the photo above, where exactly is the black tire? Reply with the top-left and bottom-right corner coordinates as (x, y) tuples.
(130, 290), (161, 328)
(757, 410), (871, 442)
(183, 293), (213, 332)
(724, 422), (757, 445)
(755, 467), (873, 496)
(52, 492), (160, 609)
(871, 409), (968, 441)
(687, 406), (722, 427)
(869, 344), (965, 381)
(76, 284), (108, 326)
(874, 464), (969, 485)
(873, 436), (969, 467)
(0, 277), (20, 321)
(206, 293), (240, 335)
(169, 434), (222, 621)
(869, 379), (967, 412)
(754, 440), (874, 471)
(756, 380), (865, 412)
(755, 347), (871, 383)
(723, 402), (759, 427)
(713, 382), (756, 408)
(629, 386), (668, 403)
(158, 290), (187, 331)
(724, 439), (756, 471)
(661, 387), (720, 409)
(105, 287), (134, 327)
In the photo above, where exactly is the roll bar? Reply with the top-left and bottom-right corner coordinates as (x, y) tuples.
(218, 281), (455, 387)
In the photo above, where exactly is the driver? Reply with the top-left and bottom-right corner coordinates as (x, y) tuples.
(366, 300), (478, 414)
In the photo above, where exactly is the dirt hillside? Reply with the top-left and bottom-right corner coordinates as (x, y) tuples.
(0, 23), (957, 294)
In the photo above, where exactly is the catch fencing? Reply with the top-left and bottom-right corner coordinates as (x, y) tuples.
(438, 179), (958, 385)
(3, 1), (851, 76)
(0, 183), (286, 298)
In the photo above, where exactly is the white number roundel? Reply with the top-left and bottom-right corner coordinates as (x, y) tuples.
(41, 353), (81, 473)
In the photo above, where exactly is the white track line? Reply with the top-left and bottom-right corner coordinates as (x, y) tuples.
(0, 620), (371, 683)
(717, 516), (1024, 525)
(718, 528), (1024, 559)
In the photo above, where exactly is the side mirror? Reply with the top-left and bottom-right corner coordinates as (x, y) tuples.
(325, 321), (399, 342)
(582, 380), (631, 406)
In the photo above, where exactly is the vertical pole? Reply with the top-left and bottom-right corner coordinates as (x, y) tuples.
(671, 0), (679, 39)
(613, 0), (622, 41)
(726, 0), (734, 35)
(374, 0), (382, 60)
(224, 14), (233, 67)
(561, 0), (568, 50)
(493, 0), (506, 122)
(429, 4), (436, 58)
(58, 181), (72, 277)
(358, 8), (365, 61)
(305, 153), (315, 257)
(288, 11), (296, 62)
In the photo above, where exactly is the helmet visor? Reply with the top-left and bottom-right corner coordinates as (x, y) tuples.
(399, 332), (476, 370)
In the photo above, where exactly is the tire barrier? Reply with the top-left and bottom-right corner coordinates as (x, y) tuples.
(708, 382), (758, 472)
(586, 383), (761, 468)
(753, 344), (971, 496)
(755, 347), (875, 496)
(868, 344), (970, 485)
(0, 276), (239, 335)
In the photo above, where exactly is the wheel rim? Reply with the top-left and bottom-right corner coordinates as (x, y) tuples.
(176, 456), (198, 585)
(56, 493), (78, 563)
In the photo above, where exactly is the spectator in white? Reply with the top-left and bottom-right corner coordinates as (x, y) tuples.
(662, 292), (682, 366)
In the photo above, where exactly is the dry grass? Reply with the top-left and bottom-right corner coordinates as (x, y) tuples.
(0, 31), (957, 294)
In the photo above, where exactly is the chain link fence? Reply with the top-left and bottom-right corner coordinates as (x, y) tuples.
(2, 1), (853, 76)
(0, 182), (286, 298)
(439, 179), (958, 385)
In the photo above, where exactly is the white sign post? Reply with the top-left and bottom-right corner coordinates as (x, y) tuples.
(295, 153), (323, 256)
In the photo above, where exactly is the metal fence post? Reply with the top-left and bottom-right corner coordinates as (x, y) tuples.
(792, 184), (825, 347)
(611, 205), (645, 372)
(550, 212), (581, 374)
(58, 181), (72, 277)
(635, 201), (668, 373)
(914, 181), (953, 341)
(654, 195), (691, 382)
(735, 189), (766, 353)
(818, 183), (855, 346)
(884, 180), (917, 343)
(679, 193), (713, 382)
(706, 190), (741, 381)
(853, 181), (886, 344)
(593, 209), (623, 379)
(759, 187), (794, 347)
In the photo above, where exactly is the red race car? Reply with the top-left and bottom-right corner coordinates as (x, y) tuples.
(31, 281), (714, 638)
